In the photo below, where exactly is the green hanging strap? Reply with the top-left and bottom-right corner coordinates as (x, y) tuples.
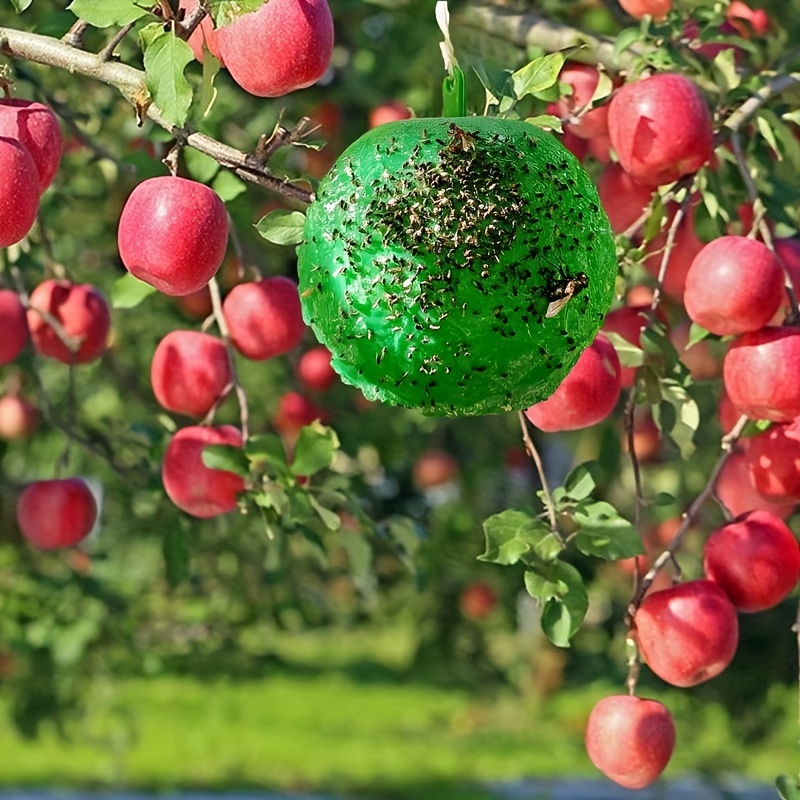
(442, 65), (466, 118)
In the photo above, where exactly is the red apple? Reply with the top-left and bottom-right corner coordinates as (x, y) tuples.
(0, 136), (39, 247)
(716, 450), (796, 519)
(151, 331), (232, 417)
(216, 0), (334, 98)
(644, 203), (704, 300)
(597, 163), (654, 235)
(117, 176), (228, 296)
(296, 345), (337, 392)
(369, 101), (412, 128)
(718, 386), (741, 435)
(622, 407), (662, 463)
(618, 0), (672, 20)
(179, 0), (225, 64)
(745, 421), (800, 501)
(724, 327), (800, 422)
(684, 236), (784, 336)
(412, 450), (459, 490)
(561, 128), (589, 161)
(0, 290), (29, 365)
(586, 133), (612, 163)
(602, 306), (650, 387)
(633, 579), (739, 687)
(704, 510), (800, 612)
(670, 322), (722, 381)
(773, 237), (800, 320)
(176, 285), (213, 320)
(0, 98), (63, 191)
(553, 63), (610, 140)
(608, 74), (713, 186)
(273, 391), (324, 436)
(459, 582), (497, 620)
(162, 425), (245, 518)
(27, 279), (110, 365)
(0, 395), (39, 440)
(17, 477), (97, 549)
(525, 334), (621, 432)
(727, 1), (770, 37)
(223, 276), (305, 361)
(585, 695), (675, 789)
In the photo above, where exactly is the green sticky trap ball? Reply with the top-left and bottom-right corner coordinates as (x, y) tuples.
(297, 117), (617, 416)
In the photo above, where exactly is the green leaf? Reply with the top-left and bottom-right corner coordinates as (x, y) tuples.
(525, 114), (562, 133)
(210, 0), (265, 27)
(141, 25), (194, 128)
(524, 561), (588, 647)
(613, 27), (643, 62)
(757, 114), (781, 160)
(782, 110), (800, 127)
(711, 47), (741, 93)
(163, 526), (190, 588)
(340, 531), (372, 577)
(68, 0), (149, 26)
(245, 434), (288, 468)
(479, 509), (556, 566)
(308, 494), (341, 531)
(212, 171), (246, 201)
(573, 501), (645, 560)
(473, 64), (514, 104)
(687, 322), (712, 348)
(111, 273), (156, 309)
(184, 148), (219, 184)
(291, 422), (339, 477)
(776, 775), (800, 800)
(603, 331), (645, 368)
(10, 0), (33, 12)
(562, 463), (596, 501)
(198, 50), (222, 120)
(252, 484), (289, 516)
(256, 209), (307, 246)
(512, 52), (566, 100)
(201, 444), (250, 477)
(655, 381), (700, 458)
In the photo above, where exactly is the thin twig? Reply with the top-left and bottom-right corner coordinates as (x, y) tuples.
(98, 22), (136, 62)
(722, 72), (800, 134)
(61, 19), (89, 49)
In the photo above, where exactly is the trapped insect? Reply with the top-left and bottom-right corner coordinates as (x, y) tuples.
(545, 271), (589, 318)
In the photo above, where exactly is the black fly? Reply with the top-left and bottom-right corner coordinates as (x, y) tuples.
(544, 264), (589, 318)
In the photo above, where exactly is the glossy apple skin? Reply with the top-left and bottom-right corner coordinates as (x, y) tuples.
(618, 0), (672, 20)
(634, 579), (739, 687)
(459, 582), (496, 620)
(585, 695), (675, 790)
(644, 203), (704, 300)
(118, 176), (228, 296)
(162, 425), (245, 518)
(597, 163), (654, 235)
(0, 290), (29, 365)
(27, 279), (110, 365)
(553, 63), (610, 140)
(179, 0), (225, 64)
(684, 236), (784, 336)
(0, 99), (62, 192)
(704, 510), (800, 612)
(608, 74), (713, 187)
(223, 276), (305, 361)
(151, 331), (232, 418)
(525, 335), (621, 432)
(0, 396), (38, 440)
(369, 101), (412, 129)
(296, 346), (337, 392)
(217, 0), (334, 98)
(17, 478), (97, 550)
(0, 136), (39, 247)
(717, 450), (796, 519)
(724, 327), (800, 422)
(745, 422), (800, 501)
(412, 450), (460, 490)
(273, 391), (324, 436)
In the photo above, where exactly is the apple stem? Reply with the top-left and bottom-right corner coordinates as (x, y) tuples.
(517, 411), (564, 545)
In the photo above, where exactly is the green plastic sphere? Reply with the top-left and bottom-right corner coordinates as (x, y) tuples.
(297, 117), (617, 416)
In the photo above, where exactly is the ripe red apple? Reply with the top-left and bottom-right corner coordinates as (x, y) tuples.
(216, 0), (334, 98)
(727, 0), (770, 36)
(597, 163), (654, 235)
(296, 345), (337, 392)
(273, 391), (324, 436)
(459, 582), (497, 620)
(0, 290), (29, 365)
(723, 327), (800, 422)
(633, 579), (739, 687)
(553, 63), (610, 140)
(644, 203), (704, 300)
(716, 450), (796, 519)
(561, 128), (589, 161)
(223, 276), (305, 360)
(525, 334), (621, 432)
(0, 136), (39, 247)
(621, 407), (662, 463)
(608, 74), (713, 186)
(17, 477), (97, 550)
(618, 0), (672, 20)
(0, 395), (39, 440)
(718, 386), (741, 435)
(369, 101), (412, 129)
(412, 450), (460, 490)
(0, 98), (63, 191)
(179, 0), (225, 64)
(27, 279), (110, 365)
(176, 285), (213, 320)
(772, 237), (800, 322)
(586, 133), (612, 163)
(745, 421), (800, 501)
(151, 331), (232, 417)
(704, 510), (800, 612)
(684, 236), (784, 336)
(585, 695), (675, 789)
(602, 305), (650, 387)
(117, 176), (228, 296)
(162, 425), (245, 517)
